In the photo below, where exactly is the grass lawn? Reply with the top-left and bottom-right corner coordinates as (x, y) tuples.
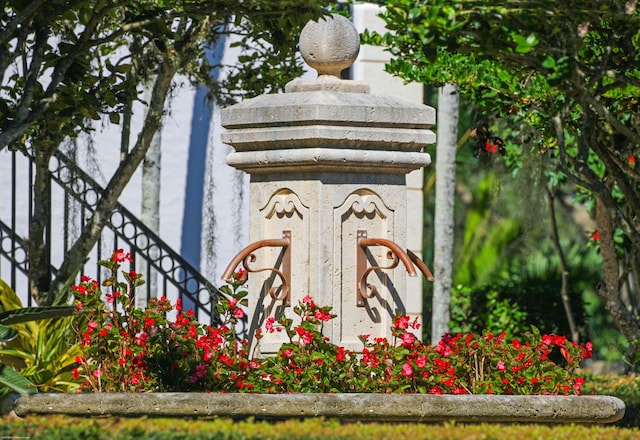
(1, 415), (639, 439)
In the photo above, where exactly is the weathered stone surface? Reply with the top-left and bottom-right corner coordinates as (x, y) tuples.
(226, 148), (430, 174)
(298, 14), (360, 77)
(221, 91), (436, 132)
(13, 393), (625, 424)
(220, 11), (436, 358)
(221, 61), (435, 358)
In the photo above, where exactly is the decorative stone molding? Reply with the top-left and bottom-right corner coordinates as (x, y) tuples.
(221, 13), (435, 356)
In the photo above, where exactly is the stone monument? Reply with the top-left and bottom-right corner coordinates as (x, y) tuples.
(221, 14), (435, 355)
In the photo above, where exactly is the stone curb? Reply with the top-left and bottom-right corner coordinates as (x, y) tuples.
(12, 393), (625, 424)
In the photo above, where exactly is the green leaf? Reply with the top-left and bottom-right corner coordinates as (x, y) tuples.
(0, 325), (17, 343)
(542, 56), (556, 69)
(0, 364), (37, 394)
(0, 306), (75, 326)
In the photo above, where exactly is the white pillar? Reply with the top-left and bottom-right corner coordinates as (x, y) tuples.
(221, 15), (435, 356)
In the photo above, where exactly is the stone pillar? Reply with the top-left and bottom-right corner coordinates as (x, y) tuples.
(221, 14), (435, 355)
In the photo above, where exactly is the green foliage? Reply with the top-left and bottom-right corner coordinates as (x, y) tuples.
(0, 280), (79, 394)
(453, 172), (524, 287)
(369, 0), (640, 358)
(1, 0), (330, 151)
(452, 238), (600, 345)
(451, 285), (528, 338)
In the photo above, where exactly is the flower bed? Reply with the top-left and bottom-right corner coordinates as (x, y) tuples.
(70, 251), (592, 395)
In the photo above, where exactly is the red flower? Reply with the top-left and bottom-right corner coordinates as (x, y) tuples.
(233, 268), (247, 284)
(105, 291), (121, 303)
(573, 377), (585, 393)
(313, 310), (332, 322)
(112, 249), (133, 263)
(582, 341), (593, 359)
(394, 316), (410, 330)
(591, 231), (599, 241)
(630, 156), (636, 166)
(72, 284), (87, 295)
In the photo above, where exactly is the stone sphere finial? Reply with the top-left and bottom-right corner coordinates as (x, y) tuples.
(299, 14), (360, 78)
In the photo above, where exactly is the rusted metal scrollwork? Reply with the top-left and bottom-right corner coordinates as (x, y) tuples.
(356, 230), (433, 307)
(221, 231), (292, 306)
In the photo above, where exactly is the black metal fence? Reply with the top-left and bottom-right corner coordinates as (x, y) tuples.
(0, 149), (220, 325)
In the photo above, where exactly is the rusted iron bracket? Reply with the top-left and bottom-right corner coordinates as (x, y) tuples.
(221, 230), (292, 306)
(356, 230), (433, 307)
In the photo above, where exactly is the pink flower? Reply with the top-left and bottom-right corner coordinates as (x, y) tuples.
(233, 308), (244, 319)
(265, 316), (276, 332)
(401, 362), (413, 377)
(497, 361), (506, 372)
(302, 294), (314, 305)
(296, 327), (315, 345)
(401, 332), (416, 347)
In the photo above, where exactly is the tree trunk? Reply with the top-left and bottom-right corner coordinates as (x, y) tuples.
(546, 187), (579, 342)
(50, 60), (179, 303)
(595, 196), (640, 364)
(28, 148), (54, 305)
(139, 87), (162, 306)
(432, 84), (459, 343)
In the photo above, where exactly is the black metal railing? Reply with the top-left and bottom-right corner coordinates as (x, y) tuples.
(0, 149), (221, 325)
